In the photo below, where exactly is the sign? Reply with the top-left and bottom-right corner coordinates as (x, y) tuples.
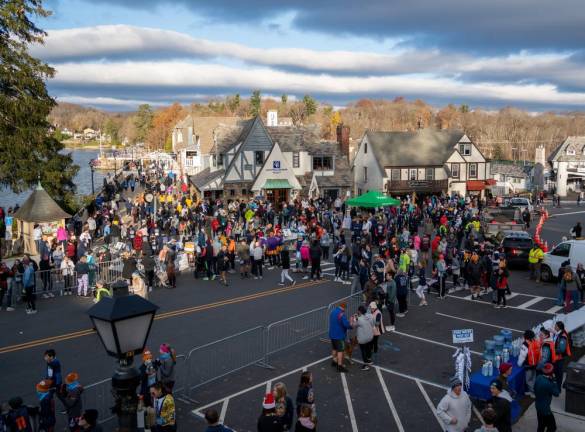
(186, 151), (198, 157)
(452, 329), (474, 344)
(273, 161), (281, 169)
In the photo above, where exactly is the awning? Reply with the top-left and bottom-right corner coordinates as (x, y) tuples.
(466, 180), (486, 191)
(263, 179), (292, 189)
(346, 191), (401, 207)
(485, 179), (497, 186)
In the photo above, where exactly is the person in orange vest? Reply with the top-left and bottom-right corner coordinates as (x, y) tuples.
(538, 328), (556, 373)
(227, 237), (236, 272)
(517, 329), (541, 396)
(553, 321), (572, 391)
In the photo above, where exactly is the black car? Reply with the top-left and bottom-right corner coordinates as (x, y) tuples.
(501, 231), (533, 266)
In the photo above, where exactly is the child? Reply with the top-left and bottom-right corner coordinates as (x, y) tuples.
(415, 261), (428, 306)
(295, 404), (316, 431)
(295, 371), (315, 417)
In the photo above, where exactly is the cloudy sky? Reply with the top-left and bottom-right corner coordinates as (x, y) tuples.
(35, 0), (585, 111)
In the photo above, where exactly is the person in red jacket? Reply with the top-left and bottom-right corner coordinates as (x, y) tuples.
(495, 262), (510, 308)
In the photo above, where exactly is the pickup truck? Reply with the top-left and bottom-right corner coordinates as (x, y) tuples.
(481, 206), (526, 241)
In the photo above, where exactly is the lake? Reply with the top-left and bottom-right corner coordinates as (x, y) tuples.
(0, 149), (108, 209)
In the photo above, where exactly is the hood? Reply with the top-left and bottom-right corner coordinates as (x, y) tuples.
(499, 390), (513, 402)
(447, 389), (462, 399)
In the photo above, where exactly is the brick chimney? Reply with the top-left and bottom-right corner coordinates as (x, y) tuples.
(337, 124), (350, 159)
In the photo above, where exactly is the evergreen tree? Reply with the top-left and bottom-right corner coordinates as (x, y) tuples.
(249, 90), (261, 117)
(302, 95), (317, 117)
(133, 104), (154, 143)
(0, 0), (78, 206)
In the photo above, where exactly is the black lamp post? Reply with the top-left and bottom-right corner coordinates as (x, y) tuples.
(89, 159), (95, 195)
(88, 281), (158, 432)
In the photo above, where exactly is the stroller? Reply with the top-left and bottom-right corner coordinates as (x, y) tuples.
(154, 261), (170, 289)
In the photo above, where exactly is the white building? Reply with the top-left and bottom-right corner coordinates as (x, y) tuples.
(353, 129), (490, 197)
(547, 136), (585, 196)
(490, 162), (530, 196)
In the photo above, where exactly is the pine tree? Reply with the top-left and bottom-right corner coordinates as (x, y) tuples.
(249, 90), (261, 117)
(0, 0), (78, 206)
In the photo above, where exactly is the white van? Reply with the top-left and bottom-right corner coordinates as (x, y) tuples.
(541, 240), (585, 282)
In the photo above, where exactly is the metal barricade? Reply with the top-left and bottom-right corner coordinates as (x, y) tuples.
(173, 354), (187, 396)
(327, 292), (364, 317)
(184, 326), (269, 399)
(94, 259), (123, 284)
(34, 268), (78, 298)
(265, 306), (329, 356)
(81, 378), (116, 425)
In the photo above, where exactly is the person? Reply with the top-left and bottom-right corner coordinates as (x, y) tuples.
(496, 363), (514, 396)
(156, 343), (176, 394)
(204, 408), (234, 432)
(78, 409), (102, 431)
(563, 265), (580, 312)
(528, 244), (544, 282)
(553, 321), (572, 391)
(273, 382), (294, 431)
(352, 305), (374, 370)
(395, 270), (409, 317)
(22, 257), (37, 314)
(217, 244), (230, 286)
(236, 239), (251, 279)
(518, 329), (540, 396)
(139, 349), (158, 407)
(570, 222), (582, 239)
(473, 407), (499, 432)
(294, 404), (316, 432)
(415, 261), (428, 306)
(328, 302), (352, 372)
(369, 301), (384, 359)
(150, 382), (176, 432)
(384, 273), (397, 332)
(0, 260), (14, 311)
(36, 379), (56, 432)
(131, 272), (148, 299)
(494, 263), (509, 308)
(534, 363), (560, 432)
(60, 255), (75, 295)
(309, 240), (322, 281)
(57, 372), (84, 431)
(257, 393), (285, 432)
(436, 377), (472, 432)
(252, 241), (264, 280)
(5, 396), (33, 432)
(279, 243), (296, 286)
(488, 380), (512, 432)
(538, 328), (555, 370)
(436, 254), (447, 298)
(44, 349), (62, 389)
(295, 371), (315, 416)
(75, 255), (90, 297)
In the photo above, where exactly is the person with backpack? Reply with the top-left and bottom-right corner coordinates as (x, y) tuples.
(553, 321), (572, 391)
(5, 397), (33, 432)
(57, 372), (83, 431)
(517, 329), (540, 397)
(156, 343), (176, 394)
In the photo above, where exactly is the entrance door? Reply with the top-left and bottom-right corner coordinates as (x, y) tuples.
(266, 188), (289, 204)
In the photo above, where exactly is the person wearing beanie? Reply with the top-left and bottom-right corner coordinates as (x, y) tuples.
(534, 363), (560, 432)
(140, 349), (157, 407)
(36, 380), (56, 431)
(488, 380), (512, 432)
(57, 372), (84, 429)
(78, 409), (102, 431)
(155, 344), (176, 394)
(436, 376), (472, 432)
(257, 393), (285, 432)
(328, 302), (352, 373)
(496, 363), (514, 397)
(5, 396), (33, 432)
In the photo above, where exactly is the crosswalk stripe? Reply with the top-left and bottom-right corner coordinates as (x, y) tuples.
(545, 305), (563, 313)
(517, 297), (545, 309)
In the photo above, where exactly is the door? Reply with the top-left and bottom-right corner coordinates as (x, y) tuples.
(545, 242), (571, 275)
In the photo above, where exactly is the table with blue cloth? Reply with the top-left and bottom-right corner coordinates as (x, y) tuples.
(468, 358), (525, 422)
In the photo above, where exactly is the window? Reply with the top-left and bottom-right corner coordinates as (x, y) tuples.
(230, 189), (235, 196)
(293, 152), (300, 168)
(242, 188), (247, 196)
(459, 143), (471, 156)
(217, 153), (224, 167)
(313, 156), (333, 170)
(391, 169), (401, 181)
(468, 163), (477, 178)
(409, 169), (417, 180)
(551, 243), (571, 257)
(364, 167), (368, 182)
(451, 163), (460, 178)
(177, 131), (183, 143)
(364, 142), (368, 154)
(566, 146), (576, 156)
(211, 154), (216, 167)
(425, 168), (434, 180)
(255, 151), (264, 165)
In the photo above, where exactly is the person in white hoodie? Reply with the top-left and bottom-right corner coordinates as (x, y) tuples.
(436, 377), (472, 432)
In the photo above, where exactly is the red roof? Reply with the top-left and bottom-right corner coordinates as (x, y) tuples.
(466, 180), (486, 191)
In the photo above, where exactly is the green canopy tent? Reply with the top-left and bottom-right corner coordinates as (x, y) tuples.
(346, 191), (401, 208)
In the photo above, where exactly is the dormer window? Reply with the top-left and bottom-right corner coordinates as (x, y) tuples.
(567, 146), (576, 156)
(459, 143), (471, 156)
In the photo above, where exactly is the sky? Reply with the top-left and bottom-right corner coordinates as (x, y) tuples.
(31, 0), (585, 111)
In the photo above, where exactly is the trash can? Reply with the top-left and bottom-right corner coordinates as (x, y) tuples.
(563, 362), (585, 416)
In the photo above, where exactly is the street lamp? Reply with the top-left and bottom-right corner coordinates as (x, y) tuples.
(89, 159), (95, 195)
(88, 281), (158, 432)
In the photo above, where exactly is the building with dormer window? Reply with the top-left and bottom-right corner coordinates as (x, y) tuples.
(547, 136), (585, 196)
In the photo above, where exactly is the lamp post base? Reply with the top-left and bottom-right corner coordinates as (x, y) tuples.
(112, 358), (140, 432)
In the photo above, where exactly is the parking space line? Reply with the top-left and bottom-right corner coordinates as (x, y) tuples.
(219, 399), (229, 424)
(545, 305), (563, 313)
(265, 381), (271, 394)
(446, 294), (554, 314)
(392, 330), (482, 355)
(517, 297), (545, 309)
(376, 367), (405, 432)
(435, 312), (523, 333)
(415, 380), (444, 428)
(340, 373), (359, 432)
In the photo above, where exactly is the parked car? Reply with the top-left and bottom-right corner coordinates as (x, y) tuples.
(541, 240), (585, 282)
(501, 231), (533, 267)
(506, 197), (534, 214)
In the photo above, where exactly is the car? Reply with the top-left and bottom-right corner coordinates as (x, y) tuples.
(506, 197), (534, 214)
(500, 231), (533, 267)
(541, 240), (585, 282)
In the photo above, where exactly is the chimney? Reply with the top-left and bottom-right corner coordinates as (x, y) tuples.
(337, 124), (350, 159)
(267, 110), (278, 127)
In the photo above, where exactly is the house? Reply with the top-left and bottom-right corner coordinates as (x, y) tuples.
(83, 128), (97, 140)
(171, 115), (243, 176)
(188, 113), (352, 202)
(547, 136), (585, 196)
(490, 162), (530, 195)
(353, 129), (490, 197)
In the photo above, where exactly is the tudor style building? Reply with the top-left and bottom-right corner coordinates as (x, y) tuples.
(188, 114), (352, 202)
(353, 129), (490, 197)
(547, 136), (585, 196)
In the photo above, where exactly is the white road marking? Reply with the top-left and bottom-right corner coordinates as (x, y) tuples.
(416, 380), (444, 428)
(435, 312), (523, 333)
(392, 330), (482, 355)
(265, 380), (271, 394)
(447, 294), (554, 314)
(549, 210), (585, 217)
(376, 367), (405, 432)
(545, 305), (563, 314)
(219, 398), (229, 424)
(341, 372), (359, 432)
(517, 297), (545, 309)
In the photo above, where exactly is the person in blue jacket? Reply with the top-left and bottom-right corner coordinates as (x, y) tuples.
(534, 363), (560, 432)
(329, 302), (353, 373)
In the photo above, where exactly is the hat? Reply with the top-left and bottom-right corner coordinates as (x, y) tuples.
(369, 302), (378, 310)
(449, 377), (462, 388)
(499, 363), (512, 374)
(159, 343), (170, 354)
(65, 372), (79, 384)
(262, 393), (276, 409)
(82, 409), (99, 426)
(543, 363), (554, 375)
(142, 349), (153, 362)
(36, 380), (52, 392)
(339, 302), (347, 310)
(490, 380), (503, 391)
